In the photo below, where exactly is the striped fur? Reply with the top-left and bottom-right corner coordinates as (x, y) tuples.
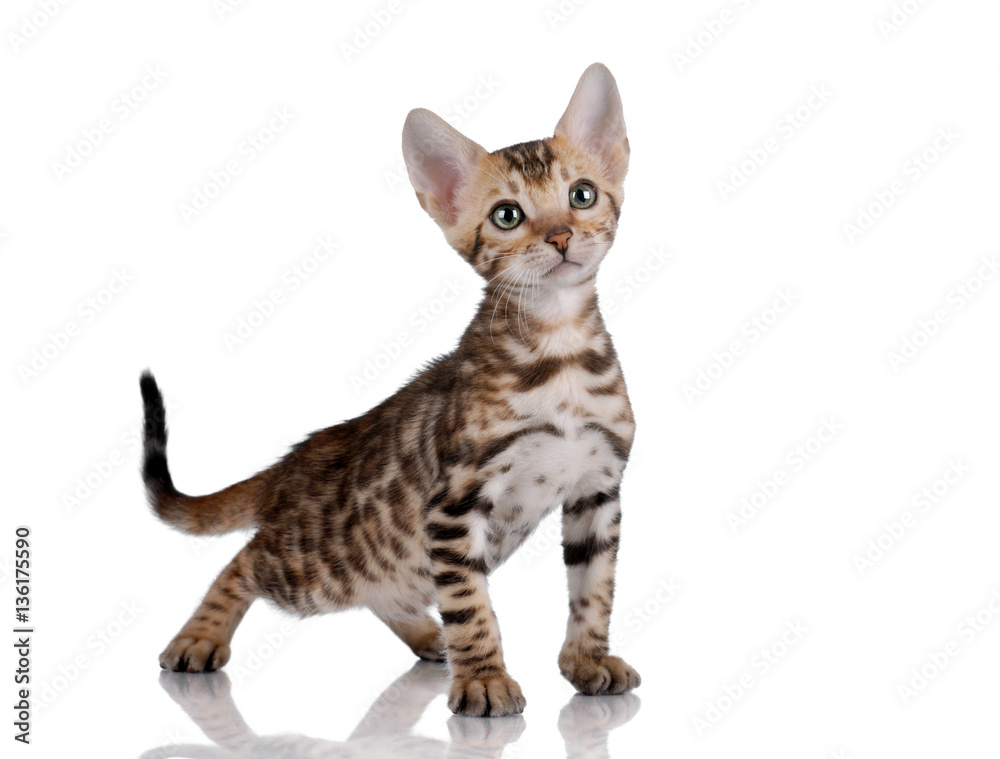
(143, 63), (639, 716)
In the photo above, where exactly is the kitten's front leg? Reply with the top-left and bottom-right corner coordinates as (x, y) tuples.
(559, 487), (641, 695)
(427, 490), (525, 717)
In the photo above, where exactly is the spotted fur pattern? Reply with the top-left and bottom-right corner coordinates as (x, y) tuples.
(142, 63), (640, 716)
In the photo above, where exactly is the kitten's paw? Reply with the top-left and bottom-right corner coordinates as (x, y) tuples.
(410, 627), (447, 662)
(559, 654), (641, 696)
(384, 614), (447, 662)
(159, 635), (231, 673)
(448, 673), (526, 717)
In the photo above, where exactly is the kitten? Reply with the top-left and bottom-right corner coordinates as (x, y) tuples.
(141, 63), (639, 717)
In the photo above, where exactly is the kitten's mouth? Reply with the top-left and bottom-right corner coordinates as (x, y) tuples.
(544, 260), (581, 277)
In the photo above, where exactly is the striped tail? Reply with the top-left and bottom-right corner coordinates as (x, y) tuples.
(140, 370), (263, 535)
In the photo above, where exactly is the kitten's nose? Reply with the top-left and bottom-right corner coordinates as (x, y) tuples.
(545, 228), (573, 255)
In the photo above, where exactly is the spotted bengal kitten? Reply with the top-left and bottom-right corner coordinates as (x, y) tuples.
(140, 63), (639, 717)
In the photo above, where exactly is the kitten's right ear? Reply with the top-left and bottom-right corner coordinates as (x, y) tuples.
(402, 109), (486, 227)
(555, 63), (629, 186)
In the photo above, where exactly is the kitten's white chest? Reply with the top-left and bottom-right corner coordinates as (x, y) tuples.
(477, 367), (628, 569)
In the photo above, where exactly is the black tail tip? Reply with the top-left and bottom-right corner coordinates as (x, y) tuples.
(140, 370), (168, 448)
(140, 369), (159, 403)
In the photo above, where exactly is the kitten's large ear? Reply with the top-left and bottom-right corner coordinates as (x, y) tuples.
(403, 109), (486, 227)
(555, 63), (629, 185)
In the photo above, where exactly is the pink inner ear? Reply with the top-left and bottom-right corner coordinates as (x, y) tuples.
(425, 158), (464, 221)
(563, 99), (624, 154)
(555, 65), (627, 179)
(403, 109), (485, 226)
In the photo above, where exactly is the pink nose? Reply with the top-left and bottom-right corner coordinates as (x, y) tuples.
(546, 229), (573, 254)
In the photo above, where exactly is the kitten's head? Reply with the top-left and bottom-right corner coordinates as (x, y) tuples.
(402, 63), (628, 291)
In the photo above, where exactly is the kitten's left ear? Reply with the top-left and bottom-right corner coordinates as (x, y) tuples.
(403, 108), (487, 228)
(555, 63), (629, 185)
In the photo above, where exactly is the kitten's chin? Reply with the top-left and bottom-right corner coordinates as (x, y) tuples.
(544, 260), (582, 277)
(539, 262), (596, 291)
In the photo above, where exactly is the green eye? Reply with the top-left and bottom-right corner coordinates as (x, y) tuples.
(569, 182), (597, 209)
(490, 203), (524, 230)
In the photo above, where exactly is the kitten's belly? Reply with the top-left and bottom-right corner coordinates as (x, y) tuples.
(480, 425), (624, 569)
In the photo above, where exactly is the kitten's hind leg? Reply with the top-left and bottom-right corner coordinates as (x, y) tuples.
(378, 612), (446, 662)
(160, 547), (257, 673)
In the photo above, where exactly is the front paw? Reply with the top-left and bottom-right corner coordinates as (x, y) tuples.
(559, 653), (640, 695)
(448, 673), (526, 717)
(159, 635), (231, 673)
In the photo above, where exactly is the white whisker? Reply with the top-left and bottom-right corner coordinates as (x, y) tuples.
(474, 252), (522, 272)
(489, 261), (527, 347)
(503, 273), (518, 336)
(483, 258), (524, 288)
(516, 279), (527, 342)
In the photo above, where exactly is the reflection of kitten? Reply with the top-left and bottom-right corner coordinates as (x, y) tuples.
(141, 63), (639, 717)
(141, 662), (638, 758)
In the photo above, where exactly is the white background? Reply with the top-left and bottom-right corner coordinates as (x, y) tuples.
(3, 0), (999, 756)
